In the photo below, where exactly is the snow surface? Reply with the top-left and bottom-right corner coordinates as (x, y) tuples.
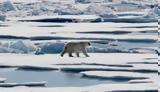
(0, 53), (157, 66)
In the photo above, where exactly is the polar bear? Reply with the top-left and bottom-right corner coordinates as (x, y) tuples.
(60, 42), (91, 57)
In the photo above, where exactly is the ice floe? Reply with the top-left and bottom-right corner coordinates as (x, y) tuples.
(0, 40), (37, 54)
(128, 79), (154, 84)
(0, 53), (157, 74)
(0, 53), (156, 66)
(81, 71), (150, 80)
(10, 15), (102, 23)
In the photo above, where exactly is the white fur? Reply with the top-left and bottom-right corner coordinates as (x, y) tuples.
(61, 42), (90, 57)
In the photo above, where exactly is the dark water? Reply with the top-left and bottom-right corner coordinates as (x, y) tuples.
(0, 68), (121, 87)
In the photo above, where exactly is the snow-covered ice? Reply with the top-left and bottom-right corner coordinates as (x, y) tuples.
(0, 53), (157, 66)
(128, 79), (154, 83)
(0, 53), (157, 88)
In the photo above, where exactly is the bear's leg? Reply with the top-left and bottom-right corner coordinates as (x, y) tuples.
(83, 50), (89, 57)
(60, 50), (66, 57)
(68, 52), (73, 57)
(76, 52), (80, 57)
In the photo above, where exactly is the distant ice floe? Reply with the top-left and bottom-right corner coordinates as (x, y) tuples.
(122, 0), (158, 6)
(83, 3), (117, 18)
(37, 41), (64, 54)
(153, 7), (160, 16)
(129, 47), (158, 54)
(13, 15), (103, 23)
(9, 40), (37, 53)
(0, 40), (37, 53)
(0, 0), (158, 21)
(143, 8), (159, 19)
(0, 1), (16, 12)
